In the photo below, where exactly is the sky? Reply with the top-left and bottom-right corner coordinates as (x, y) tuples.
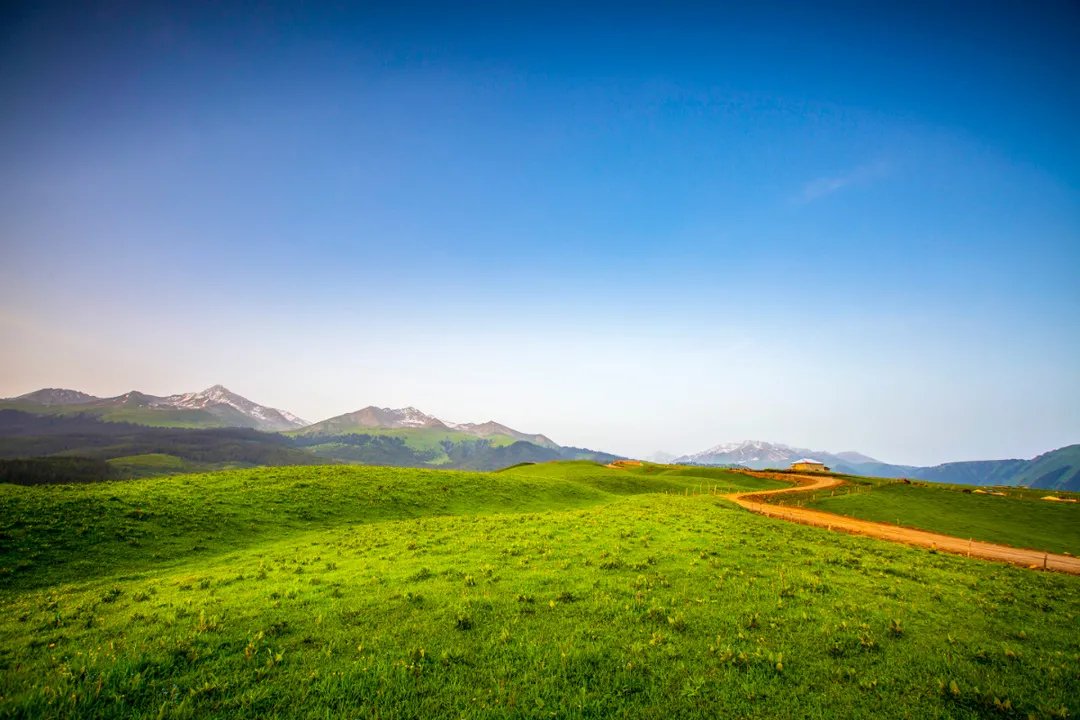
(1, 1), (1078, 465)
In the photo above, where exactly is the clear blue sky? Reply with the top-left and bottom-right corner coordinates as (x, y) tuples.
(1, 1), (1078, 464)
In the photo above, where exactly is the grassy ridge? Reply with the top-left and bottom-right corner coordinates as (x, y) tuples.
(0, 463), (1077, 718)
(0, 463), (640, 590)
(0, 402), (229, 429)
(794, 479), (1080, 556)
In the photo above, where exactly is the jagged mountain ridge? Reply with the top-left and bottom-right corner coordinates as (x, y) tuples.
(675, 439), (1080, 491)
(14, 388), (99, 406)
(675, 440), (864, 470)
(161, 385), (309, 431)
(295, 406), (560, 449)
(4, 385), (308, 433)
(291, 406), (618, 466)
(7, 388), (571, 456)
(448, 421), (559, 450)
(293, 406), (450, 435)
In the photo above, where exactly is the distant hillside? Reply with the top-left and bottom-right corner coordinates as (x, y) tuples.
(0, 410), (321, 481)
(675, 440), (857, 470)
(0, 404), (621, 480)
(449, 420), (559, 450)
(3, 390), (612, 471)
(292, 429), (617, 470)
(1, 385), (307, 432)
(13, 388), (99, 406)
(293, 405), (611, 469)
(831, 448), (1080, 491)
(291, 433), (585, 471)
(294, 407), (559, 449)
(676, 439), (1080, 491)
(294, 406), (451, 434)
(1009, 445), (1080, 491)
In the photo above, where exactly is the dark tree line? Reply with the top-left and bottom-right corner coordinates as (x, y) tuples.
(0, 411), (317, 469)
(0, 457), (120, 485)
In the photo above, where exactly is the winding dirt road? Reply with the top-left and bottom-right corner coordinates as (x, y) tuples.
(726, 472), (1080, 575)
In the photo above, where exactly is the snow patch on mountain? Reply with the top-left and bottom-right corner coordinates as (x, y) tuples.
(12, 388), (100, 406)
(675, 440), (863, 470)
(171, 385), (310, 431)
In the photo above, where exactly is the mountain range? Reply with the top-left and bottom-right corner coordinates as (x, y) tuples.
(0, 386), (617, 476)
(672, 440), (1080, 491)
(674, 441), (885, 471)
(2, 387), (1076, 489)
(295, 407), (560, 449)
(3, 385), (308, 432)
(2, 387), (564, 448)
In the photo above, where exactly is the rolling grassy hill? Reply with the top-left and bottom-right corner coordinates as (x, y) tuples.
(0, 462), (1076, 718)
(0, 411), (322, 482)
(1012, 445), (1080, 490)
(290, 427), (619, 470)
(833, 445), (1080, 491)
(764, 474), (1080, 556)
(0, 399), (234, 429)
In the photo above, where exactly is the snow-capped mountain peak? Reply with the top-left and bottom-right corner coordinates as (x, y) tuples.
(390, 407), (441, 428)
(315, 406), (450, 431)
(676, 440), (820, 468)
(697, 440), (795, 455)
(294, 406), (559, 448)
(5, 384), (308, 432)
(163, 385), (308, 431)
(13, 388), (100, 406)
(673, 440), (880, 471)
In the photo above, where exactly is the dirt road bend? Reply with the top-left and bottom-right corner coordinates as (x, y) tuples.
(725, 471), (1080, 575)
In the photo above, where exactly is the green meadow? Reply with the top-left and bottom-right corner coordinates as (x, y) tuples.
(775, 477), (1080, 556)
(1, 463), (1077, 718)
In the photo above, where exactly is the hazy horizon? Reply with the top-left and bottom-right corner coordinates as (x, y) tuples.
(2, 2), (1078, 466)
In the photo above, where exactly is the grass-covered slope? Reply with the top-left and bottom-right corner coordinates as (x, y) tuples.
(292, 428), (619, 470)
(0, 463), (1077, 718)
(0, 410), (617, 477)
(0, 399), (232, 429)
(0, 411), (321, 479)
(1014, 444), (1080, 491)
(779, 477), (1080, 556)
(836, 444), (1080, 490)
(292, 427), (518, 465)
